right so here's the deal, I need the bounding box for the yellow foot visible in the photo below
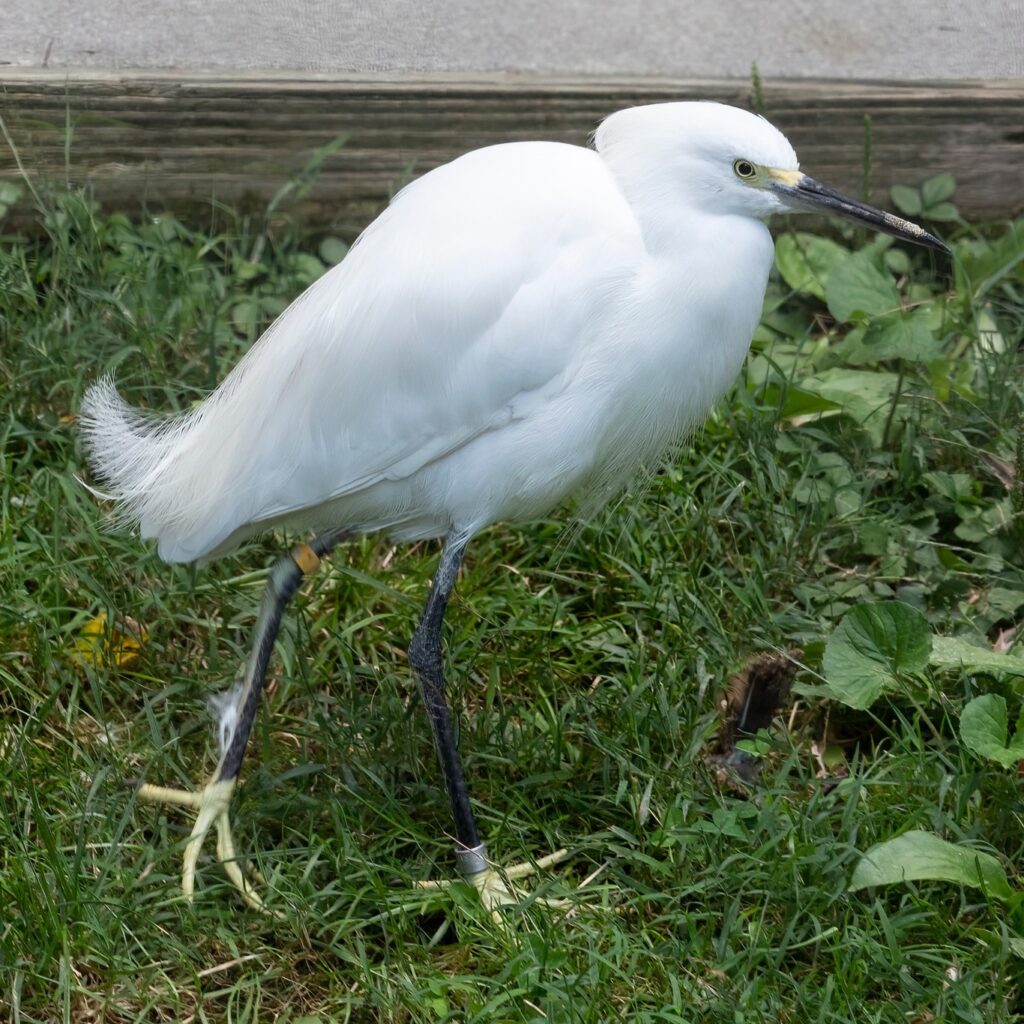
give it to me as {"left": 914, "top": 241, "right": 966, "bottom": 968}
{"left": 137, "top": 778, "right": 273, "bottom": 913}
{"left": 415, "top": 848, "right": 574, "bottom": 923}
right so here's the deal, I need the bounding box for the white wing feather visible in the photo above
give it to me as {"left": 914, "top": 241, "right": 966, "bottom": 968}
{"left": 81, "top": 141, "right": 641, "bottom": 562}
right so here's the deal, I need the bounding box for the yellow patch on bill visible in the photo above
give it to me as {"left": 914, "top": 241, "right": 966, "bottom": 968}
{"left": 769, "top": 168, "right": 804, "bottom": 187}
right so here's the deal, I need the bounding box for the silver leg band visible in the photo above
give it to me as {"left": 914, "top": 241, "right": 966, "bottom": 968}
{"left": 455, "top": 842, "right": 489, "bottom": 878}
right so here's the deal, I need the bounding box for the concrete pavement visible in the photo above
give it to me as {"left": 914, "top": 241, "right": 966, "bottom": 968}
{"left": 6, "top": 0, "right": 1023, "bottom": 80}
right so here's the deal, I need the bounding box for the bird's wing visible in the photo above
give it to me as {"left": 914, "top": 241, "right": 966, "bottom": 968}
{"left": 125, "top": 141, "right": 642, "bottom": 558}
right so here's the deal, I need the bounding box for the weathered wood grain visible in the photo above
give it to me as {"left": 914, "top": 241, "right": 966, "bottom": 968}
{"left": 1, "top": 71, "right": 1021, "bottom": 230}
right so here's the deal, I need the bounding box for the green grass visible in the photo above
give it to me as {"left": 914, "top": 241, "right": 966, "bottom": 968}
{"left": 2, "top": 178, "right": 1023, "bottom": 1023}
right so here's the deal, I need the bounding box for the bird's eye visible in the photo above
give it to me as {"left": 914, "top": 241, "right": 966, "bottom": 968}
{"left": 733, "top": 159, "right": 757, "bottom": 180}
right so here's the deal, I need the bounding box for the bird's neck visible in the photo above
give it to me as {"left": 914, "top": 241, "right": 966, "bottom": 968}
{"left": 635, "top": 200, "right": 761, "bottom": 261}
{"left": 621, "top": 208, "right": 775, "bottom": 418}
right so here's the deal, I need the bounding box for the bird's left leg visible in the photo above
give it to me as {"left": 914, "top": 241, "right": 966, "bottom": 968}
{"left": 138, "top": 528, "right": 349, "bottom": 910}
{"left": 408, "top": 536, "right": 572, "bottom": 921}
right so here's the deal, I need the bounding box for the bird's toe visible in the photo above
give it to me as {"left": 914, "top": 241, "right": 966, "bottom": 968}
{"left": 138, "top": 777, "right": 275, "bottom": 913}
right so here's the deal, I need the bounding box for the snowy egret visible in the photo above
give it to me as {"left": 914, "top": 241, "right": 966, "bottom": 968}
{"left": 81, "top": 101, "right": 948, "bottom": 919}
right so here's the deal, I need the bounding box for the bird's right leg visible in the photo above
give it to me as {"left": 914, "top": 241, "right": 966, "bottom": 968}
{"left": 138, "top": 528, "right": 349, "bottom": 910}
{"left": 408, "top": 537, "right": 572, "bottom": 922}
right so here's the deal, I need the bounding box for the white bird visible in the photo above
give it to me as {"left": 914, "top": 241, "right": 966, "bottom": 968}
{"left": 80, "top": 101, "right": 948, "bottom": 919}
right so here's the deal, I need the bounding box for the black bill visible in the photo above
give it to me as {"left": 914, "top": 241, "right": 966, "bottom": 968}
{"left": 773, "top": 174, "right": 951, "bottom": 255}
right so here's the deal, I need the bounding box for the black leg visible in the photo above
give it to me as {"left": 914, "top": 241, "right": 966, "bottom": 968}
{"left": 408, "top": 535, "right": 488, "bottom": 876}
{"left": 138, "top": 527, "right": 352, "bottom": 908}
{"left": 214, "top": 527, "right": 350, "bottom": 785}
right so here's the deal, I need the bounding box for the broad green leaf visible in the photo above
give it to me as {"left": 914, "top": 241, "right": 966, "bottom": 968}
{"left": 858, "top": 520, "right": 890, "bottom": 557}
{"left": 799, "top": 369, "right": 901, "bottom": 445}
{"left": 837, "top": 309, "right": 940, "bottom": 365}
{"left": 0, "top": 179, "right": 23, "bottom": 217}
{"left": 825, "top": 252, "right": 901, "bottom": 323}
{"left": 861, "top": 309, "right": 940, "bottom": 362}
{"left": 988, "top": 588, "right": 1024, "bottom": 617}
{"left": 925, "top": 202, "right": 958, "bottom": 223}
{"left": 953, "top": 499, "right": 1012, "bottom": 544}
{"left": 922, "top": 173, "right": 956, "bottom": 207}
{"left": 230, "top": 300, "right": 261, "bottom": 334}
{"left": 884, "top": 247, "right": 910, "bottom": 275}
{"left": 319, "top": 236, "right": 349, "bottom": 265}
{"left": 849, "top": 831, "right": 1011, "bottom": 900}
{"left": 756, "top": 383, "right": 842, "bottom": 421}
{"left": 890, "top": 185, "right": 922, "bottom": 216}
{"left": 288, "top": 252, "right": 327, "bottom": 285}
{"left": 930, "top": 635, "right": 1024, "bottom": 678}
{"left": 821, "top": 601, "right": 931, "bottom": 709}
{"left": 960, "top": 694, "right": 1024, "bottom": 767}
{"left": 231, "top": 257, "right": 266, "bottom": 282}
{"left": 923, "top": 471, "right": 974, "bottom": 502}
{"left": 775, "top": 233, "right": 848, "bottom": 300}
{"left": 0, "top": 181, "right": 23, "bottom": 205}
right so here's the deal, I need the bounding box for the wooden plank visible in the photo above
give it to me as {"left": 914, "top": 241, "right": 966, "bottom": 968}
{"left": 1, "top": 71, "right": 1021, "bottom": 231}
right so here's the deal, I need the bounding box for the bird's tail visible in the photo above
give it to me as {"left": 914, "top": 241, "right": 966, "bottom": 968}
{"left": 79, "top": 377, "right": 239, "bottom": 563}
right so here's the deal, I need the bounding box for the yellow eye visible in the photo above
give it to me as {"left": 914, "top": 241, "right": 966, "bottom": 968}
{"left": 733, "top": 159, "right": 757, "bottom": 180}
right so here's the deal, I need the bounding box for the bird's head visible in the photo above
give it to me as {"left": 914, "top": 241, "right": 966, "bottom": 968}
{"left": 596, "top": 102, "right": 949, "bottom": 254}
